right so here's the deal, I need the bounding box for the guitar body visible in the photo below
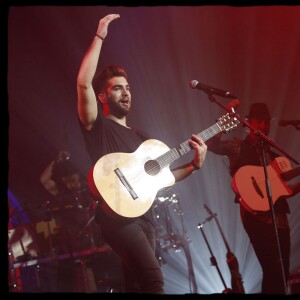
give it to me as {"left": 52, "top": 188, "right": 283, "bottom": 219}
{"left": 232, "top": 156, "right": 294, "bottom": 212}
{"left": 92, "top": 139, "right": 175, "bottom": 218}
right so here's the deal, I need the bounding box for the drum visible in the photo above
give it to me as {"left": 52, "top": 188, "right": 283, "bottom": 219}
{"left": 152, "top": 191, "right": 187, "bottom": 256}
{"left": 8, "top": 223, "right": 39, "bottom": 261}
{"left": 37, "top": 189, "right": 99, "bottom": 256}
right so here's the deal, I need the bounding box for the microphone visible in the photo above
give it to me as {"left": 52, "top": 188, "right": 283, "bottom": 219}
{"left": 190, "top": 80, "right": 237, "bottom": 99}
{"left": 278, "top": 120, "right": 300, "bottom": 127}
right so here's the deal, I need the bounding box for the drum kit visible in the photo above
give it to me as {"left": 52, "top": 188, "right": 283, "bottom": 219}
{"left": 9, "top": 187, "right": 198, "bottom": 293}
{"left": 8, "top": 188, "right": 114, "bottom": 293}
{"left": 152, "top": 190, "right": 188, "bottom": 254}
{"left": 152, "top": 190, "right": 198, "bottom": 293}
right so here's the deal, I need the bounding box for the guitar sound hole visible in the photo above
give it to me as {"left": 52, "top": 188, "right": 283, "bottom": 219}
{"left": 144, "top": 160, "right": 160, "bottom": 176}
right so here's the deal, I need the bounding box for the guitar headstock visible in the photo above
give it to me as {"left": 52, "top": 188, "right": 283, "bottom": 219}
{"left": 217, "top": 113, "right": 240, "bottom": 133}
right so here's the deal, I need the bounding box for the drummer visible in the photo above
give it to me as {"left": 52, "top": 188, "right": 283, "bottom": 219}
{"left": 40, "top": 151, "right": 85, "bottom": 204}
{"left": 39, "top": 151, "right": 96, "bottom": 254}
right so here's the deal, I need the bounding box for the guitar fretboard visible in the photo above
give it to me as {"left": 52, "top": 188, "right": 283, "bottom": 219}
{"left": 157, "top": 123, "right": 222, "bottom": 168}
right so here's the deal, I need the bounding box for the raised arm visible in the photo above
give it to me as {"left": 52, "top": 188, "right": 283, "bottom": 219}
{"left": 40, "top": 151, "right": 70, "bottom": 196}
{"left": 40, "top": 160, "right": 59, "bottom": 196}
{"left": 77, "top": 14, "right": 120, "bottom": 130}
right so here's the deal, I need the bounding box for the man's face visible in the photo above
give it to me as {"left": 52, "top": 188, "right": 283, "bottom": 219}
{"left": 104, "top": 76, "right": 131, "bottom": 117}
{"left": 62, "top": 173, "right": 82, "bottom": 191}
{"left": 248, "top": 118, "right": 271, "bottom": 142}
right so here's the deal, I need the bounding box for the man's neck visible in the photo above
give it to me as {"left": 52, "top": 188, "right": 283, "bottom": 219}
{"left": 106, "top": 114, "right": 129, "bottom": 128}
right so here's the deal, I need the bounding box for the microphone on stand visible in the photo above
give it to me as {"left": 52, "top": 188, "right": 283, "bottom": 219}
{"left": 189, "top": 80, "right": 237, "bottom": 99}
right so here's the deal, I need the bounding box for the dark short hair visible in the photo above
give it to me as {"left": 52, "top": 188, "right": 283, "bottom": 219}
{"left": 93, "top": 65, "right": 129, "bottom": 95}
{"left": 52, "top": 160, "right": 80, "bottom": 179}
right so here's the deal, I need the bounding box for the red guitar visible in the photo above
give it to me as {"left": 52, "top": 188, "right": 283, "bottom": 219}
{"left": 232, "top": 156, "right": 300, "bottom": 213}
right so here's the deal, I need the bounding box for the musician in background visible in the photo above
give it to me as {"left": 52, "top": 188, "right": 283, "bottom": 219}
{"left": 39, "top": 151, "right": 100, "bottom": 291}
{"left": 207, "top": 102, "right": 300, "bottom": 294}
{"left": 40, "top": 150, "right": 83, "bottom": 198}
{"left": 76, "top": 14, "right": 207, "bottom": 293}
{"left": 40, "top": 150, "right": 93, "bottom": 208}
{"left": 39, "top": 150, "right": 97, "bottom": 251}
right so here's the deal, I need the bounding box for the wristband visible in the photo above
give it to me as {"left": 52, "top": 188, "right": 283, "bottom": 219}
{"left": 95, "top": 33, "right": 105, "bottom": 41}
{"left": 191, "top": 160, "right": 200, "bottom": 170}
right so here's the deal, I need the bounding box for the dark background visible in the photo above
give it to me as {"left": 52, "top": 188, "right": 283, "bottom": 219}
{"left": 7, "top": 5, "right": 300, "bottom": 293}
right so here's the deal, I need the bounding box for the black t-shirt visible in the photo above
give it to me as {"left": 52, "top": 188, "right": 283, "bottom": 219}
{"left": 81, "top": 113, "right": 149, "bottom": 166}
{"left": 79, "top": 110, "right": 154, "bottom": 225}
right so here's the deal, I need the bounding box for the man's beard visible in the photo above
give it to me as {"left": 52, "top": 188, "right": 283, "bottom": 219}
{"left": 109, "top": 100, "right": 131, "bottom": 117}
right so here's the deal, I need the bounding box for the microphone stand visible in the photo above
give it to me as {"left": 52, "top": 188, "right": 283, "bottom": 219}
{"left": 176, "top": 199, "right": 198, "bottom": 293}
{"left": 207, "top": 94, "right": 299, "bottom": 165}
{"left": 204, "top": 204, "right": 245, "bottom": 294}
{"left": 198, "top": 217, "right": 232, "bottom": 294}
{"left": 205, "top": 93, "right": 300, "bottom": 295}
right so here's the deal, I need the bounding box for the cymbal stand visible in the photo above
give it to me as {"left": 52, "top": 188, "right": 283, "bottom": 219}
{"left": 198, "top": 217, "right": 232, "bottom": 293}
{"left": 204, "top": 204, "right": 245, "bottom": 294}
{"left": 162, "top": 194, "right": 198, "bottom": 293}
{"left": 43, "top": 202, "right": 58, "bottom": 258}
{"left": 75, "top": 197, "right": 97, "bottom": 292}
{"left": 8, "top": 240, "right": 21, "bottom": 292}
{"left": 78, "top": 215, "right": 96, "bottom": 249}
{"left": 176, "top": 197, "right": 198, "bottom": 293}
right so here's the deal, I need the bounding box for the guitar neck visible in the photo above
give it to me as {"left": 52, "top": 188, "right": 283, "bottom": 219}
{"left": 157, "top": 123, "right": 222, "bottom": 168}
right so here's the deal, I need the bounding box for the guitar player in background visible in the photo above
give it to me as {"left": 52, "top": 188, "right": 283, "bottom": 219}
{"left": 76, "top": 14, "right": 207, "bottom": 293}
{"left": 207, "top": 102, "right": 300, "bottom": 294}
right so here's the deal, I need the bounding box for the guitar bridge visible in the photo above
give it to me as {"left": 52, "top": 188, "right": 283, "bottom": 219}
{"left": 114, "top": 168, "right": 138, "bottom": 200}
{"left": 251, "top": 176, "right": 264, "bottom": 198}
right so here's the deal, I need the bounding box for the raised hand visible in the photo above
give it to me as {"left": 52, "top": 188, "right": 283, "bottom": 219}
{"left": 96, "top": 14, "right": 120, "bottom": 40}
{"left": 57, "top": 150, "right": 70, "bottom": 163}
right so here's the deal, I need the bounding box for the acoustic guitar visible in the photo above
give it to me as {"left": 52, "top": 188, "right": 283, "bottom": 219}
{"left": 91, "top": 113, "right": 239, "bottom": 218}
{"left": 232, "top": 156, "right": 300, "bottom": 212}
